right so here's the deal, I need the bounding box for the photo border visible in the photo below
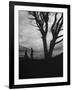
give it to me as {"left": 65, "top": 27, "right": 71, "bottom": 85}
{"left": 9, "top": 1, "right": 70, "bottom": 89}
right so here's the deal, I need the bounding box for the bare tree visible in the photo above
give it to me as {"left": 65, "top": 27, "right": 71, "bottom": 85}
{"left": 48, "top": 13, "right": 63, "bottom": 58}
{"left": 28, "top": 11, "right": 63, "bottom": 59}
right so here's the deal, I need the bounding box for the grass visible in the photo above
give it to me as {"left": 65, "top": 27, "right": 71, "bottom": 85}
{"left": 19, "top": 53, "right": 63, "bottom": 79}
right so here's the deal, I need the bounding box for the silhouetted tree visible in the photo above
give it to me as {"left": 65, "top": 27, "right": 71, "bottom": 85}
{"left": 28, "top": 12, "right": 63, "bottom": 59}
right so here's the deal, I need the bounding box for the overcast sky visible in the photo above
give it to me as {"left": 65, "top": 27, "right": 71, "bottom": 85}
{"left": 19, "top": 10, "right": 63, "bottom": 59}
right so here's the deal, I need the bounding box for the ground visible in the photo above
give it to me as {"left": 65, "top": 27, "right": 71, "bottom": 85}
{"left": 19, "top": 53, "right": 63, "bottom": 79}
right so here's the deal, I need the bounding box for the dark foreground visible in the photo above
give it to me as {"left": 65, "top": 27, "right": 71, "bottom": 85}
{"left": 19, "top": 53, "right": 63, "bottom": 79}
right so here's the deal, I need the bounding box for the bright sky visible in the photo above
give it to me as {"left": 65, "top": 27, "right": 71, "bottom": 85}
{"left": 19, "top": 10, "right": 63, "bottom": 59}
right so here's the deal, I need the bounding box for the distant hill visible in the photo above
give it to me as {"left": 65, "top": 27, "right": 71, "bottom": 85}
{"left": 53, "top": 53, "right": 63, "bottom": 60}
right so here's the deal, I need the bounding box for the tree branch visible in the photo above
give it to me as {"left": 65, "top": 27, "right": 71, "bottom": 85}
{"left": 56, "top": 13, "right": 63, "bottom": 31}
{"left": 44, "top": 12, "right": 49, "bottom": 35}
{"left": 51, "top": 13, "right": 57, "bottom": 35}
{"left": 57, "top": 35, "right": 63, "bottom": 38}
{"left": 28, "top": 11, "right": 49, "bottom": 36}
{"left": 30, "top": 23, "right": 37, "bottom": 27}
{"left": 40, "top": 12, "right": 44, "bottom": 23}
{"left": 55, "top": 39, "right": 63, "bottom": 44}
{"left": 28, "top": 17, "right": 35, "bottom": 20}
{"left": 57, "top": 19, "right": 63, "bottom": 34}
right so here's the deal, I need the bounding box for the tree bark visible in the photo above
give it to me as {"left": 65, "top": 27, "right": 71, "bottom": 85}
{"left": 48, "top": 40, "right": 55, "bottom": 59}
{"left": 42, "top": 36, "right": 48, "bottom": 59}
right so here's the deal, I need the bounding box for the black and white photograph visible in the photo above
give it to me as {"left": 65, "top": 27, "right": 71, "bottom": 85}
{"left": 9, "top": 1, "right": 70, "bottom": 89}
{"left": 19, "top": 10, "right": 63, "bottom": 79}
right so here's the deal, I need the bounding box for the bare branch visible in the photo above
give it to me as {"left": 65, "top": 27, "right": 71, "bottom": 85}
{"left": 28, "top": 11, "right": 49, "bottom": 36}
{"left": 40, "top": 12, "right": 44, "bottom": 23}
{"left": 30, "top": 23, "right": 37, "bottom": 27}
{"left": 57, "top": 35, "right": 63, "bottom": 38}
{"left": 55, "top": 39, "right": 63, "bottom": 44}
{"left": 57, "top": 13, "right": 63, "bottom": 23}
{"left": 57, "top": 19, "right": 63, "bottom": 34}
{"left": 44, "top": 12, "right": 50, "bottom": 35}
{"left": 56, "top": 13, "right": 63, "bottom": 31}
{"left": 28, "top": 17, "right": 35, "bottom": 20}
{"left": 51, "top": 13, "right": 57, "bottom": 32}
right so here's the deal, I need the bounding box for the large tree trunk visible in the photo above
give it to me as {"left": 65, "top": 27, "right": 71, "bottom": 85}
{"left": 42, "top": 36, "right": 48, "bottom": 59}
{"left": 48, "top": 40, "right": 55, "bottom": 59}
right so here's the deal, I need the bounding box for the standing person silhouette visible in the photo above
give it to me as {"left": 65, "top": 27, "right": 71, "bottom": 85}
{"left": 31, "top": 48, "right": 33, "bottom": 60}
{"left": 24, "top": 50, "right": 29, "bottom": 60}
